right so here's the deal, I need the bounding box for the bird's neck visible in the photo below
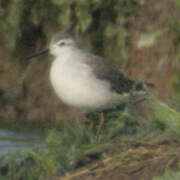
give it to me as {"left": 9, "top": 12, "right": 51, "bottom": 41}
{"left": 56, "top": 46, "right": 77, "bottom": 57}
{"left": 54, "top": 46, "right": 82, "bottom": 64}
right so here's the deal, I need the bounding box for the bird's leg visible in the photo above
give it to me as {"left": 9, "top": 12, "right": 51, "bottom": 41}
{"left": 89, "top": 119, "right": 96, "bottom": 130}
{"left": 95, "top": 112, "right": 105, "bottom": 140}
{"left": 86, "top": 113, "right": 96, "bottom": 130}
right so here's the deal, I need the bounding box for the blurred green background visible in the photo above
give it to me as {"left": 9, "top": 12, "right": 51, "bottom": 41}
{"left": 0, "top": 0, "right": 179, "bottom": 128}
{"left": 0, "top": 1, "right": 180, "bottom": 179}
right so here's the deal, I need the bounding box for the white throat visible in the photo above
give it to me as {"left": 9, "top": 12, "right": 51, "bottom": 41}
{"left": 49, "top": 47, "right": 120, "bottom": 112}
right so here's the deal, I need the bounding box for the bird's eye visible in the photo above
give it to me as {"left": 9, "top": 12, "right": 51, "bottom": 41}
{"left": 58, "top": 42, "right": 65, "bottom": 46}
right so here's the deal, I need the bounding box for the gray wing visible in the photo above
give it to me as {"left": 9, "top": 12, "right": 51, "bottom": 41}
{"left": 85, "top": 53, "right": 143, "bottom": 94}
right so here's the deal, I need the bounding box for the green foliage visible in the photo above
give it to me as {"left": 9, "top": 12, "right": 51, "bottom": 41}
{"left": 0, "top": 153, "right": 40, "bottom": 180}
{"left": 103, "top": 108, "right": 138, "bottom": 141}
{"left": 0, "top": 0, "right": 139, "bottom": 64}
{"left": 153, "top": 169, "right": 180, "bottom": 180}
{"left": 2, "top": 0, "right": 22, "bottom": 50}
{"left": 147, "top": 96, "right": 180, "bottom": 136}
{"left": 0, "top": 121, "right": 97, "bottom": 179}
{"left": 173, "top": 0, "right": 180, "bottom": 7}
{"left": 167, "top": 14, "right": 180, "bottom": 60}
{"left": 104, "top": 23, "right": 129, "bottom": 65}
{"left": 0, "top": 1, "right": 180, "bottom": 179}
{"left": 171, "top": 74, "right": 180, "bottom": 111}
{"left": 172, "top": 74, "right": 180, "bottom": 95}
{"left": 0, "top": 97, "right": 180, "bottom": 179}
{"left": 44, "top": 121, "right": 96, "bottom": 172}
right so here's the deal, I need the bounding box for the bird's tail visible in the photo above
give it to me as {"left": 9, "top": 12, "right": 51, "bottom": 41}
{"left": 135, "top": 82, "right": 155, "bottom": 91}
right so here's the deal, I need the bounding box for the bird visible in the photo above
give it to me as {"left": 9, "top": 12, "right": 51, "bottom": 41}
{"left": 25, "top": 32, "right": 153, "bottom": 135}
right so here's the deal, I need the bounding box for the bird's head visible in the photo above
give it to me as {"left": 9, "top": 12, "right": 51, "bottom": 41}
{"left": 23, "top": 31, "right": 77, "bottom": 61}
{"left": 49, "top": 32, "right": 77, "bottom": 56}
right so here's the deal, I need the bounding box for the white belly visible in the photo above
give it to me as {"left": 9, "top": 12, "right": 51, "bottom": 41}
{"left": 49, "top": 57, "right": 115, "bottom": 111}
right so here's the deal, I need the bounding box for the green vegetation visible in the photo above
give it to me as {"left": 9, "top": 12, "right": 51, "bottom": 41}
{"left": 0, "top": 0, "right": 179, "bottom": 179}
{"left": 0, "top": 96, "right": 179, "bottom": 179}
{"left": 148, "top": 96, "right": 180, "bottom": 136}
{"left": 153, "top": 169, "right": 180, "bottom": 180}
{"left": 1, "top": 0, "right": 138, "bottom": 63}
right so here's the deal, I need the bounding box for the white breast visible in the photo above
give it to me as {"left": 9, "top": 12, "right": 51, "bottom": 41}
{"left": 49, "top": 49, "right": 116, "bottom": 111}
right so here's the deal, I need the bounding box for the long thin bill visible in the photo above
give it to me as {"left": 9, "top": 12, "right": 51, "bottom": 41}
{"left": 25, "top": 49, "right": 49, "bottom": 60}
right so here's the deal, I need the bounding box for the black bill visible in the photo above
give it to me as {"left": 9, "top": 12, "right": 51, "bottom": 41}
{"left": 25, "top": 49, "right": 49, "bottom": 61}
